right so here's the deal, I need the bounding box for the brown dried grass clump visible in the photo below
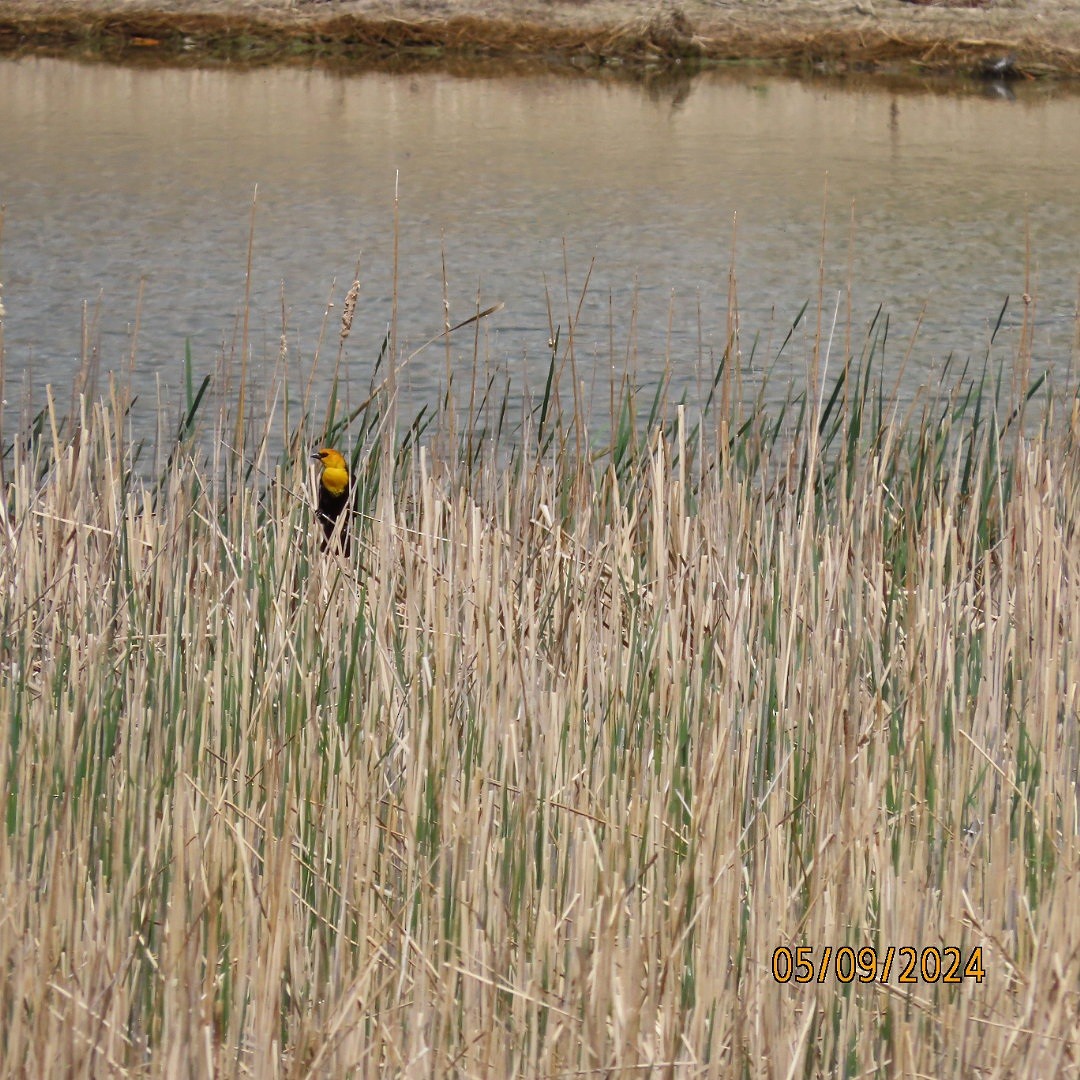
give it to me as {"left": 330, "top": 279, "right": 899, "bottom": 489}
{"left": 605, "top": 0, "right": 705, "bottom": 57}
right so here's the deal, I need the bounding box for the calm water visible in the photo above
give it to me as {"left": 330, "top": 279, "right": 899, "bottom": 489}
{"left": 1, "top": 57, "right": 1078, "bottom": 437}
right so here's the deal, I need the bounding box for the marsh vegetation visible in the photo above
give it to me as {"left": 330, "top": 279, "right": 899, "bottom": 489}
{"left": 1, "top": 270, "right": 1079, "bottom": 1076}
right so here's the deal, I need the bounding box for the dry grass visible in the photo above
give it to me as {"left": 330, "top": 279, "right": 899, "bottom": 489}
{"left": 3, "top": 0, "right": 1080, "bottom": 76}
{"left": 2, "top": 281, "right": 1080, "bottom": 1077}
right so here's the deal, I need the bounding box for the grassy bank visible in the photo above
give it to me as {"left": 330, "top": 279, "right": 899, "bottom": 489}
{"left": 2, "top": 296, "right": 1080, "bottom": 1076}
{"left": 2, "top": 0, "right": 1080, "bottom": 78}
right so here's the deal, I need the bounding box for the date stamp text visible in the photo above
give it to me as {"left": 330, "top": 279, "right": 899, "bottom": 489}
{"left": 772, "top": 946, "right": 985, "bottom": 985}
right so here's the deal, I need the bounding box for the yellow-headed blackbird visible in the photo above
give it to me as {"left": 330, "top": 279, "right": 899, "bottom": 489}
{"left": 312, "top": 447, "right": 350, "bottom": 553}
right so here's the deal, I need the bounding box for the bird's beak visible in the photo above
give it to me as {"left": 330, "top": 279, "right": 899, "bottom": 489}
{"left": 311, "top": 452, "right": 321, "bottom": 461}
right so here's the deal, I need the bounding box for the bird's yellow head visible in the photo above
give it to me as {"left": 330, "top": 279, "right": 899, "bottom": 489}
{"left": 312, "top": 447, "right": 349, "bottom": 496}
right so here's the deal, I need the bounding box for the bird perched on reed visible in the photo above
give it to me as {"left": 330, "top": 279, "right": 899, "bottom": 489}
{"left": 312, "top": 447, "right": 351, "bottom": 553}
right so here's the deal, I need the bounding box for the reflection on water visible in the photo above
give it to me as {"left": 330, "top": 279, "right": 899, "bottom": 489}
{"left": 0, "top": 57, "right": 1077, "bottom": 437}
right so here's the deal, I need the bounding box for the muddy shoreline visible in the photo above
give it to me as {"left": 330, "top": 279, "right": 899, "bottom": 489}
{"left": 1, "top": 0, "right": 1079, "bottom": 79}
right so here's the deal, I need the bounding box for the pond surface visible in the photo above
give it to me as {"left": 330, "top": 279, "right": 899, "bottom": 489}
{"left": 1, "top": 57, "right": 1078, "bottom": 439}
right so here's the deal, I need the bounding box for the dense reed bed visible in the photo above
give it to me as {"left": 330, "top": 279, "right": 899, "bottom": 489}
{"left": 2, "top": 298, "right": 1079, "bottom": 1078}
